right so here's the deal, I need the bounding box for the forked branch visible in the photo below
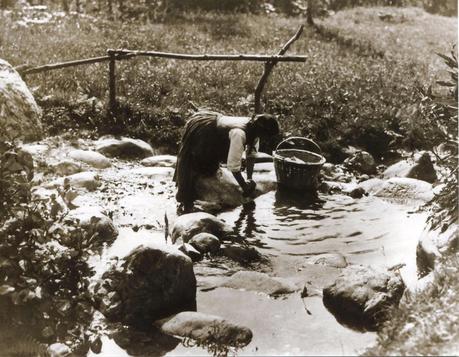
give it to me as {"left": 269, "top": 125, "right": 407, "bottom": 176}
{"left": 254, "top": 25, "right": 305, "bottom": 114}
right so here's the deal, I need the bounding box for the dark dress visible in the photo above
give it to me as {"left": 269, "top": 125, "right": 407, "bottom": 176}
{"left": 173, "top": 110, "right": 232, "bottom": 206}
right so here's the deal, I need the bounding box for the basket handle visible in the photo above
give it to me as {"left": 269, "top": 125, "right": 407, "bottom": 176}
{"left": 275, "top": 136, "right": 322, "bottom": 154}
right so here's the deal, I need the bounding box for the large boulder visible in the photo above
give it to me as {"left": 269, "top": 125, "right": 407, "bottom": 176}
{"left": 373, "top": 177, "right": 434, "bottom": 203}
{"left": 96, "top": 137, "right": 154, "bottom": 159}
{"left": 171, "top": 212, "right": 233, "bottom": 244}
{"left": 383, "top": 152, "right": 437, "bottom": 183}
{"left": 93, "top": 243, "right": 196, "bottom": 324}
{"left": 323, "top": 265, "right": 405, "bottom": 331}
{"left": 141, "top": 155, "right": 177, "bottom": 168}
{"left": 195, "top": 167, "right": 276, "bottom": 209}
{"left": 68, "top": 149, "right": 111, "bottom": 169}
{"left": 343, "top": 151, "right": 376, "bottom": 175}
{"left": 0, "top": 58, "right": 42, "bottom": 141}
{"left": 221, "top": 271, "right": 297, "bottom": 296}
{"left": 157, "top": 311, "right": 252, "bottom": 347}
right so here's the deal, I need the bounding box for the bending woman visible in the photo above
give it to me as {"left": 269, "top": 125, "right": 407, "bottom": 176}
{"left": 173, "top": 110, "right": 279, "bottom": 213}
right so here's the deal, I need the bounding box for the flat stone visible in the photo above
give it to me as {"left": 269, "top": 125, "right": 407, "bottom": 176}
{"left": 196, "top": 167, "right": 276, "bottom": 209}
{"left": 48, "top": 171, "right": 101, "bottom": 191}
{"left": 374, "top": 177, "right": 434, "bottom": 203}
{"left": 141, "top": 155, "right": 177, "bottom": 168}
{"left": 221, "top": 271, "right": 297, "bottom": 296}
{"left": 171, "top": 212, "right": 233, "bottom": 244}
{"left": 96, "top": 137, "right": 154, "bottom": 159}
{"left": 47, "top": 343, "right": 71, "bottom": 357}
{"left": 220, "top": 243, "right": 262, "bottom": 264}
{"left": 49, "top": 159, "right": 82, "bottom": 176}
{"left": 68, "top": 149, "right": 111, "bottom": 169}
{"left": 157, "top": 311, "right": 252, "bottom": 347}
{"left": 311, "top": 253, "right": 348, "bottom": 268}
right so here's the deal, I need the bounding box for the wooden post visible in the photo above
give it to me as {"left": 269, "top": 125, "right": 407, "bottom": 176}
{"left": 107, "top": 50, "right": 117, "bottom": 119}
{"left": 254, "top": 25, "right": 304, "bottom": 114}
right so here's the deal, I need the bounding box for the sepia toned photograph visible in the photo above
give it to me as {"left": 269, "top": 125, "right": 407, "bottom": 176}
{"left": 0, "top": 0, "right": 457, "bottom": 355}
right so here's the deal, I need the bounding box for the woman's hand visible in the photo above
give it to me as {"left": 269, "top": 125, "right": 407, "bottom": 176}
{"left": 232, "top": 171, "right": 256, "bottom": 196}
{"left": 243, "top": 179, "right": 256, "bottom": 196}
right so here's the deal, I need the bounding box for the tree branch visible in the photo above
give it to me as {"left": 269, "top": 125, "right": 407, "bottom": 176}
{"left": 254, "top": 25, "right": 304, "bottom": 114}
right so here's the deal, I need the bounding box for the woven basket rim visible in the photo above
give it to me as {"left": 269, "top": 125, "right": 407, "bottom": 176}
{"left": 273, "top": 148, "right": 326, "bottom": 166}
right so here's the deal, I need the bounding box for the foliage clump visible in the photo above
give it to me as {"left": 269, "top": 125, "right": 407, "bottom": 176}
{"left": 0, "top": 144, "right": 101, "bottom": 354}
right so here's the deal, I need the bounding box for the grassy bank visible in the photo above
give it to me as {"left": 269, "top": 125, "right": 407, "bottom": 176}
{"left": 1, "top": 8, "right": 456, "bottom": 159}
{"left": 366, "top": 253, "right": 459, "bottom": 355}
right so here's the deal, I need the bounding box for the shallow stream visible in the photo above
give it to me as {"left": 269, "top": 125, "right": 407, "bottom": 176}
{"left": 91, "top": 171, "right": 427, "bottom": 356}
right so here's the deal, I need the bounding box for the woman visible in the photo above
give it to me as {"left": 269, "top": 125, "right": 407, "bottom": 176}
{"left": 174, "top": 110, "right": 280, "bottom": 213}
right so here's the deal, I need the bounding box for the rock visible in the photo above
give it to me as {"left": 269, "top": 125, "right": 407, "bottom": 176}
{"left": 407, "top": 152, "right": 437, "bottom": 183}
{"left": 0, "top": 58, "right": 42, "bottom": 141}
{"left": 94, "top": 244, "right": 196, "bottom": 324}
{"left": 178, "top": 243, "right": 202, "bottom": 262}
{"left": 382, "top": 160, "right": 412, "bottom": 179}
{"left": 47, "top": 343, "right": 71, "bottom": 357}
{"left": 68, "top": 149, "right": 111, "bottom": 169}
{"left": 343, "top": 151, "right": 376, "bottom": 175}
{"left": 141, "top": 155, "right": 177, "bottom": 168}
{"left": 417, "top": 222, "right": 458, "bottom": 276}
{"left": 157, "top": 311, "right": 252, "bottom": 347}
{"left": 323, "top": 265, "right": 405, "bottom": 330}
{"left": 171, "top": 212, "right": 233, "bottom": 244}
{"left": 221, "top": 271, "right": 297, "bottom": 296}
{"left": 220, "top": 243, "right": 262, "bottom": 264}
{"left": 349, "top": 187, "right": 366, "bottom": 199}
{"left": 49, "top": 159, "right": 82, "bottom": 176}
{"left": 311, "top": 253, "right": 348, "bottom": 268}
{"left": 374, "top": 177, "right": 434, "bottom": 203}
{"left": 195, "top": 167, "right": 276, "bottom": 209}
{"left": 253, "top": 162, "right": 274, "bottom": 172}
{"left": 96, "top": 137, "right": 154, "bottom": 159}
{"left": 66, "top": 206, "right": 118, "bottom": 244}
{"left": 129, "top": 167, "right": 174, "bottom": 178}
{"left": 48, "top": 171, "right": 101, "bottom": 191}
{"left": 189, "top": 233, "right": 221, "bottom": 254}
{"left": 383, "top": 152, "right": 437, "bottom": 183}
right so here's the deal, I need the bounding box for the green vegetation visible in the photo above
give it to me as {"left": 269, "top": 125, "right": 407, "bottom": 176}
{"left": 366, "top": 254, "right": 459, "bottom": 356}
{"left": 0, "top": 145, "right": 101, "bottom": 354}
{"left": 1, "top": 7, "right": 456, "bottom": 160}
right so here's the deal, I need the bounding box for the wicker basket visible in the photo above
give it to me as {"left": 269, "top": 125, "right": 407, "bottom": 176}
{"left": 273, "top": 137, "right": 326, "bottom": 191}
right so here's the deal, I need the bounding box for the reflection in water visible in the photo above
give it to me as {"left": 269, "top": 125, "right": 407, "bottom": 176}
{"left": 274, "top": 188, "right": 325, "bottom": 211}
{"left": 233, "top": 200, "right": 257, "bottom": 238}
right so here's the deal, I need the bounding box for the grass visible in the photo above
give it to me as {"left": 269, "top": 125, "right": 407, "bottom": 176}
{"left": 0, "top": 8, "right": 456, "bottom": 159}
{"left": 317, "top": 7, "right": 458, "bottom": 82}
{"left": 365, "top": 253, "right": 459, "bottom": 356}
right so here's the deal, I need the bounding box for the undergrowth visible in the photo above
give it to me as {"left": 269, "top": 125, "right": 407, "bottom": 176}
{"left": 365, "top": 253, "right": 459, "bottom": 356}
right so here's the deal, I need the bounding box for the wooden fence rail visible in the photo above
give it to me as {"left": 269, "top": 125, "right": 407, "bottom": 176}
{"left": 17, "top": 26, "right": 306, "bottom": 117}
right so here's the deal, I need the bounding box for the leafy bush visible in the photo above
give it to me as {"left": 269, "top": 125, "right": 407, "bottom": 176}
{"left": 0, "top": 145, "right": 101, "bottom": 354}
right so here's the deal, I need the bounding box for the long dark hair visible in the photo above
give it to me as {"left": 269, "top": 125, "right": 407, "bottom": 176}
{"left": 246, "top": 114, "right": 279, "bottom": 151}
